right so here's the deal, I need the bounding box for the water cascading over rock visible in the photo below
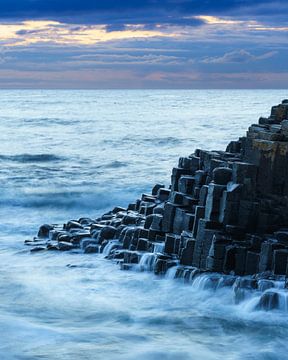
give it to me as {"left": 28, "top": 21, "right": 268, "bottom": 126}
{"left": 27, "top": 100, "right": 288, "bottom": 310}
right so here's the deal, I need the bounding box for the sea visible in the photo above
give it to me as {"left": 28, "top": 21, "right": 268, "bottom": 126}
{"left": 0, "top": 89, "right": 288, "bottom": 360}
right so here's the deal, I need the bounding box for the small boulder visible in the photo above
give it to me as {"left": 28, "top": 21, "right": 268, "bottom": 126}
{"left": 84, "top": 245, "right": 99, "bottom": 254}
{"left": 37, "top": 224, "right": 53, "bottom": 238}
{"left": 30, "top": 246, "right": 46, "bottom": 252}
{"left": 98, "top": 226, "right": 117, "bottom": 243}
{"left": 58, "top": 242, "right": 74, "bottom": 251}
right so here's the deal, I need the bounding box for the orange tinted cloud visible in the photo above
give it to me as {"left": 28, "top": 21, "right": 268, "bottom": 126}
{"left": 0, "top": 20, "right": 175, "bottom": 47}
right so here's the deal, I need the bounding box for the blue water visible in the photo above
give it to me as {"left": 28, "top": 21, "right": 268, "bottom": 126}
{"left": 0, "top": 89, "right": 288, "bottom": 360}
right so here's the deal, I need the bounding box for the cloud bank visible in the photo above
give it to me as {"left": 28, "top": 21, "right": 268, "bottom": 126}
{"left": 0, "top": 1, "right": 286, "bottom": 88}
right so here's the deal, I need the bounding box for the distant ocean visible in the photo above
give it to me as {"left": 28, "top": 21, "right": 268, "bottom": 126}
{"left": 0, "top": 89, "right": 287, "bottom": 360}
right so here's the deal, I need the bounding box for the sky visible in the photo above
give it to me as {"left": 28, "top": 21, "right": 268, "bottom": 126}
{"left": 0, "top": 0, "right": 287, "bottom": 89}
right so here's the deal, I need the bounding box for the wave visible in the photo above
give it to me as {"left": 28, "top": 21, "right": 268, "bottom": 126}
{"left": 22, "top": 117, "right": 80, "bottom": 126}
{"left": 0, "top": 154, "right": 64, "bottom": 163}
{"left": 103, "top": 136, "right": 195, "bottom": 147}
{"left": 0, "top": 189, "right": 138, "bottom": 211}
{"left": 95, "top": 160, "right": 128, "bottom": 169}
{"left": 142, "top": 136, "right": 187, "bottom": 146}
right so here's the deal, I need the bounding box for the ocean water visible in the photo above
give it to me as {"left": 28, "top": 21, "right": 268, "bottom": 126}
{"left": 0, "top": 89, "right": 288, "bottom": 360}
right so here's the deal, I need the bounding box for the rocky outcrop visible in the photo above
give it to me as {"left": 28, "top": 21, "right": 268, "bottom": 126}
{"left": 26, "top": 100, "right": 288, "bottom": 310}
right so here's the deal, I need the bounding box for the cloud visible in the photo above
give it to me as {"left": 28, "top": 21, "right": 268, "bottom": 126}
{"left": 0, "top": 2, "right": 286, "bottom": 89}
{"left": 68, "top": 53, "right": 187, "bottom": 66}
{"left": 0, "top": 20, "right": 176, "bottom": 47}
{"left": 0, "top": 1, "right": 287, "bottom": 26}
{"left": 0, "top": 47, "right": 13, "bottom": 64}
{"left": 201, "top": 49, "right": 278, "bottom": 64}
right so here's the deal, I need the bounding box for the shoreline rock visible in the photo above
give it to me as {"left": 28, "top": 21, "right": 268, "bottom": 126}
{"left": 27, "top": 100, "right": 288, "bottom": 310}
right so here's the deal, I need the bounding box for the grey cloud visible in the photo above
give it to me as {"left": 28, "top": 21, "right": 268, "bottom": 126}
{"left": 201, "top": 49, "right": 278, "bottom": 64}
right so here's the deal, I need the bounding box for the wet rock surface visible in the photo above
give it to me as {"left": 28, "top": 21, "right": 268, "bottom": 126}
{"left": 27, "top": 101, "right": 288, "bottom": 310}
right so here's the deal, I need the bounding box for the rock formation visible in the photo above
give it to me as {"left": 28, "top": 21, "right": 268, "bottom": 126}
{"left": 27, "top": 100, "right": 288, "bottom": 310}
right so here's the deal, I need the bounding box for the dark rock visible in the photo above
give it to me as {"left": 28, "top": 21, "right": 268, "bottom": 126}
{"left": 148, "top": 229, "right": 161, "bottom": 242}
{"left": 206, "top": 256, "right": 225, "bottom": 272}
{"left": 65, "top": 221, "right": 83, "bottom": 231}
{"left": 178, "top": 175, "right": 195, "bottom": 195}
{"left": 258, "top": 117, "right": 274, "bottom": 125}
{"left": 256, "top": 291, "right": 279, "bottom": 310}
{"left": 223, "top": 245, "right": 236, "bottom": 273}
{"left": 257, "top": 279, "right": 275, "bottom": 292}
{"left": 71, "top": 233, "right": 91, "bottom": 245}
{"left": 270, "top": 103, "right": 288, "bottom": 122}
{"left": 274, "top": 230, "right": 288, "bottom": 246}
{"left": 169, "top": 191, "right": 185, "bottom": 205}
{"left": 157, "top": 188, "right": 171, "bottom": 202}
{"left": 171, "top": 167, "right": 193, "bottom": 191}
{"left": 141, "top": 194, "right": 156, "bottom": 203}
{"left": 153, "top": 203, "right": 165, "bottom": 215}
{"left": 234, "top": 246, "right": 247, "bottom": 275}
{"left": 144, "top": 214, "right": 154, "bottom": 229}
{"left": 232, "top": 161, "right": 257, "bottom": 184}
{"left": 218, "top": 192, "right": 239, "bottom": 225}
{"left": 207, "top": 234, "right": 231, "bottom": 272}
{"left": 273, "top": 249, "right": 288, "bottom": 275}
{"left": 212, "top": 167, "right": 232, "bottom": 185}
{"left": 97, "top": 226, "right": 117, "bottom": 243}
{"left": 226, "top": 140, "right": 241, "bottom": 153}
{"left": 81, "top": 239, "right": 99, "bottom": 250}
{"left": 164, "top": 234, "right": 181, "bottom": 255}
{"left": 193, "top": 219, "right": 220, "bottom": 269}
{"left": 28, "top": 100, "right": 288, "bottom": 300}
{"left": 245, "top": 251, "right": 260, "bottom": 275}
{"left": 139, "top": 201, "right": 156, "bottom": 216}
{"left": 30, "top": 246, "right": 46, "bottom": 252}
{"left": 225, "top": 225, "right": 245, "bottom": 239}
{"left": 192, "top": 206, "right": 205, "bottom": 238}
{"left": 138, "top": 228, "right": 149, "bottom": 239}
{"left": 112, "top": 206, "right": 127, "bottom": 214}
{"left": 127, "top": 203, "right": 137, "bottom": 211}
{"left": 137, "top": 238, "right": 149, "bottom": 251}
{"left": 173, "top": 207, "right": 186, "bottom": 234}
{"left": 152, "top": 184, "right": 165, "bottom": 195}
{"left": 238, "top": 200, "right": 259, "bottom": 232}
{"left": 180, "top": 239, "right": 195, "bottom": 266}
{"left": 122, "top": 228, "right": 137, "bottom": 249}
{"left": 84, "top": 245, "right": 99, "bottom": 253}
{"left": 178, "top": 156, "right": 200, "bottom": 171}
{"left": 150, "top": 214, "right": 163, "bottom": 231}
{"left": 205, "top": 183, "right": 226, "bottom": 221}
{"left": 78, "top": 217, "right": 94, "bottom": 226}
{"left": 123, "top": 251, "right": 140, "bottom": 264}
{"left": 58, "top": 242, "right": 74, "bottom": 251}
{"left": 199, "top": 185, "right": 208, "bottom": 206}
{"left": 234, "top": 277, "right": 258, "bottom": 303}
{"left": 37, "top": 224, "right": 54, "bottom": 238}
{"left": 162, "top": 202, "right": 178, "bottom": 232}
{"left": 46, "top": 244, "right": 59, "bottom": 251}
{"left": 182, "top": 212, "right": 194, "bottom": 232}
{"left": 154, "top": 258, "right": 177, "bottom": 275}
{"left": 122, "top": 213, "right": 139, "bottom": 225}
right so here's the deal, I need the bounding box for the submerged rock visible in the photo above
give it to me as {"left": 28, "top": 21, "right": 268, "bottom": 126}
{"left": 256, "top": 291, "right": 280, "bottom": 311}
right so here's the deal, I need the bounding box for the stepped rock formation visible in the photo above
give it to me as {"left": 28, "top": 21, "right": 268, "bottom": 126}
{"left": 27, "top": 100, "right": 288, "bottom": 310}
